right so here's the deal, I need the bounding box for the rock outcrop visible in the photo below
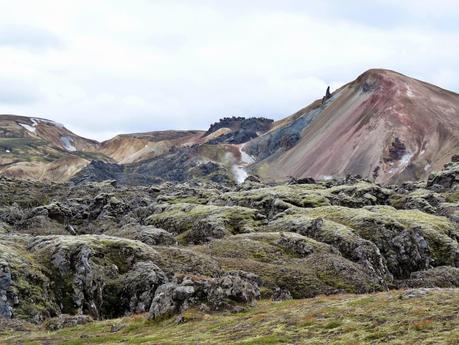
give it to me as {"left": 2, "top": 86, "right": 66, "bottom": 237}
{"left": 1, "top": 156, "right": 459, "bottom": 324}
{"left": 149, "top": 271, "right": 260, "bottom": 319}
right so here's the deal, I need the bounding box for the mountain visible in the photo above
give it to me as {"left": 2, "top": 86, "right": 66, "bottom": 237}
{"left": 72, "top": 117, "right": 274, "bottom": 185}
{"left": 99, "top": 130, "right": 205, "bottom": 164}
{"left": 0, "top": 115, "right": 99, "bottom": 151}
{"left": 247, "top": 69, "right": 459, "bottom": 184}
{"left": 2, "top": 70, "right": 459, "bottom": 343}
{"left": 0, "top": 115, "right": 107, "bottom": 182}
{"left": 0, "top": 69, "right": 458, "bottom": 185}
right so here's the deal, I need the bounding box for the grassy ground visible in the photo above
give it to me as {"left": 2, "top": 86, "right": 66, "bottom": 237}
{"left": 2, "top": 289, "right": 459, "bottom": 345}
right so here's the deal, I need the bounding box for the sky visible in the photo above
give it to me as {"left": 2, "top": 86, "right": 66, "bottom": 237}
{"left": 0, "top": 0, "right": 458, "bottom": 141}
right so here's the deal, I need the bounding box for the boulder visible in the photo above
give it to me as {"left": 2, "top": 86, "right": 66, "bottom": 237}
{"left": 26, "top": 235, "right": 170, "bottom": 319}
{"left": 427, "top": 162, "right": 459, "bottom": 191}
{"left": 265, "top": 212, "right": 392, "bottom": 284}
{"left": 149, "top": 271, "right": 260, "bottom": 319}
{"left": 276, "top": 233, "right": 314, "bottom": 257}
{"left": 271, "top": 288, "right": 293, "bottom": 301}
{"left": 0, "top": 266, "right": 13, "bottom": 319}
{"left": 195, "top": 232, "right": 387, "bottom": 298}
{"left": 390, "top": 189, "right": 444, "bottom": 214}
{"left": 146, "top": 203, "right": 263, "bottom": 244}
{"left": 44, "top": 314, "right": 93, "bottom": 331}
{"left": 302, "top": 206, "right": 459, "bottom": 278}
{"left": 397, "top": 266, "right": 459, "bottom": 288}
{"left": 105, "top": 225, "right": 177, "bottom": 246}
{"left": 0, "top": 239, "right": 57, "bottom": 322}
{"left": 17, "top": 234, "right": 223, "bottom": 321}
{"left": 122, "top": 261, "right": 168, "bottom": 314}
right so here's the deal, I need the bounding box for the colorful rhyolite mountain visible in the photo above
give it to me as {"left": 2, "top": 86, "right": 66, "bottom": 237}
{"left": 247, "top": 69, "right": 459, "bottom": 184}
{"left": 0, "top": 69, "right": 458, "bottom": 184}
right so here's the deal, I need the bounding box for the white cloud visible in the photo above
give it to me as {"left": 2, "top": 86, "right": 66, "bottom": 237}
{"left": 0, "top": 79, "right": 41, "bottom": 104}
{"left": 0, "top": 25, "right": 62, "bottom": 51}
{"left": 0, "top": 0, "right": 457, "bottom": 141}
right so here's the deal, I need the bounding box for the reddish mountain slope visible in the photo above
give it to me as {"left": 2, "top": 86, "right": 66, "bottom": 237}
{"left": 248, "top": 69, "right": 459, "bottom": 184}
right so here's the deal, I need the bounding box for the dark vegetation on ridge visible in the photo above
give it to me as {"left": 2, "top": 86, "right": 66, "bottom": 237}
{"left": 205, "top": 116, "right": 274, "bottom": 144}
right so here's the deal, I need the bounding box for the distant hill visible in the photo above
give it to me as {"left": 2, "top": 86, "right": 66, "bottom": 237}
{"left": 0, "top": 115, "right": 107, "bottom": 182}
{"left": 247, "top": 69, "right": 459, "bottom": 184}
{"left": 1, "top": 69, "right": 458, "bottom": 185}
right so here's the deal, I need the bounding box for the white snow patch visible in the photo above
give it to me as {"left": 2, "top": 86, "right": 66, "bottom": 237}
{"left": 406, "top": 85, "right": 415, "bottom": 98}
{"left": 232, "top": 144, "right": 255, "bottom": 184}
{"left": 61, "top": 136, "right": 77, "bottom": 151}
{"left": 232, "top": 165, "right": 249, "bottom": 184}
{"left": 387, "top": 152, "right": 414, "bottom": 175}
{"left": 34, "top": 118, "right": 64, "bottom": 128}
{"left": 420, "top": 149, "right": 425, "bottom": 155}
{"left": 5, "top": 149, "right": 10, "bottom": 153}
{"left": 321, "top": 175, "right": 333, "bottom": 181}
{"left": 19, "top": 123, "right": 36, "bottom": 133}
{"left": 399, "top": 152, "right": 413, "bottom": 168}
{"left": 424, "top": 163, "right": 432, "bottom": 172}
{"left": 388, "top": 152, "right": 413, "bottom": 175}
{"left": 240, "top": 150, "right": 255, "bottom": 164}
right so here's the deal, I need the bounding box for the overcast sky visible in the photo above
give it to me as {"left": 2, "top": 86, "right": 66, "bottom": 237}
{"left": 0, "top": 0, "right": 458, "bottom": 141}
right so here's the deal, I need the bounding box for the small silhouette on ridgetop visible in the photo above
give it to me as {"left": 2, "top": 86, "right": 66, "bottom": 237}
{"left": 322, "top": 86, "right": 332, "bottom": 104}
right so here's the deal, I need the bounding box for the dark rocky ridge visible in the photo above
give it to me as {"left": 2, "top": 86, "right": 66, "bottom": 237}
{"left": 205, "top": 116, "right": 273, "bottom": 144}
{"left": 246, "top": 106, "right": 323, "bottom": 160}
{"left": 71, "top": 145, "right": 233, "bottom": 186}
{"left": 205, "top": 116, "right": 273, "bottom": 136}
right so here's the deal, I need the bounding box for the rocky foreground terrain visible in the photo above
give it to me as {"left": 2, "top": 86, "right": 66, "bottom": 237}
{"left": 1, "top": 153, "right": 459, "bottom": 343}
{"left": 2, "top": 289, "right": 458, "bottom": 344}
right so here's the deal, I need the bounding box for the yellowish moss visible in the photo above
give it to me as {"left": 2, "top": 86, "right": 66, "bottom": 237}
{"left": 5, "top": 289, "right": 459, "bottom": 344}
{"left": 218, "top": 184, "right": 330, "bottom": 209}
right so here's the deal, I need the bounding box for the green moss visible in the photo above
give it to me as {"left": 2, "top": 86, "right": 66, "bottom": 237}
{"left": 157, "top": 196, "right": 203, "bottom": 204}
{"left": 304, "top": 205, "right": 457, "bottom": 236}
{"left": 216, "top": 184, "right": 330, "bottom": 212}
{"left": 303, "top": 205, "right": 459, "bottom": 268}
{"left": 374, "top": 206, "right": 456, "bottom": 235}
{"left": 7, "top": 290, "right": 459, "bottom": 344}
{"left": 194, "top": 232, "right": 383, "bottom": 297}
{"left": 445, "top": 191, "right": 459, "bottom": 203}
{"left": 146, "top": 203, "right": 262, "bottom": 243}
{"left": 389, "top": 194, "right": 406, "bottom": 209}
{"left": 323, "top": 320, "right": 342, "bottom": 329}
{"left": 0, "top": 241, "right": 58, "bottom": 320}
{"left": 235, "top": 335, "right": 288, "bottom": 344}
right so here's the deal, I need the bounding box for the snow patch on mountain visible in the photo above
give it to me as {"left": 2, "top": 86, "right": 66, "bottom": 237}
{"left": 34, "top": 118, "right": 64, "bottom": 128}
{"left": 232, "top": 165, "right": 249, "bottom": 184}
{"left": 232, "top": 144, "right": 255, "bottom": 184}
{"left": 19, "top": 123, "right": 37, "bottom": 133}
{"left": 61, "top": 136, "right": 77, "bottom": 151}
